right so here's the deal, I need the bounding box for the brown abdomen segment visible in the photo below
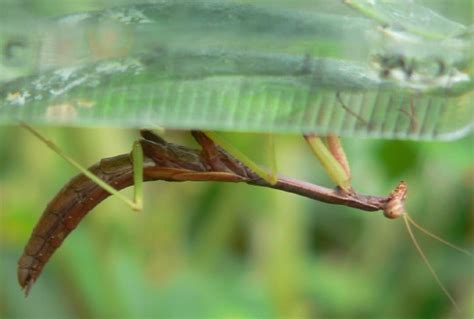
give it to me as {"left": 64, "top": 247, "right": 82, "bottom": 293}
{"left": 17, "top": 154, "right": 134, "bottom": 295}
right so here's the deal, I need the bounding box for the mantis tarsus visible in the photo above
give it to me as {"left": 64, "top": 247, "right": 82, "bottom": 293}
{"left": 1, "top": 0, "right": 472, "bottom": 314}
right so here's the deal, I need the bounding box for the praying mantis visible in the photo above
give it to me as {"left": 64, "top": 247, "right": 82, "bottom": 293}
{"left": 1, "top": 0, "right": 473, "bottom": 316}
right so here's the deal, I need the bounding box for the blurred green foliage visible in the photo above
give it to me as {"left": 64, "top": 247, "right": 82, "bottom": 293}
{"left": 1, "top": 1, "right": 473, "bottom": 318}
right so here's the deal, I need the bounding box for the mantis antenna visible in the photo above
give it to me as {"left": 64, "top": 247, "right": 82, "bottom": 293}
{"left": 383, "top": 181, "right": 472, "bottom": 314}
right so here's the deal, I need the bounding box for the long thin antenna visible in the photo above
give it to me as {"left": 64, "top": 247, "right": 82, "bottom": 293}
{"left": 402, "top": 214, "right": 461, "bottom": 313}
{"left": 405, "top": 213, "right": 472, "bottom": 256}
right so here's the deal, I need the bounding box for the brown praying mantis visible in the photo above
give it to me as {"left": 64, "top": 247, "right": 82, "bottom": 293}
{"left": 0, "top": 0, "right": 472, "bottom": 315}
{"left": 17, "top": 125, "right": 472, "bottom": 314}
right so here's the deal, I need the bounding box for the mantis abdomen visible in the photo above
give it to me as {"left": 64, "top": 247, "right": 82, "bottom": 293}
{"left": 17, "top": 154, "right": 135, "bottom": 295}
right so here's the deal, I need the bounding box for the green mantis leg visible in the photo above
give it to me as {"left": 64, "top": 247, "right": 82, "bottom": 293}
{"left": 203, "top": 130, "right": 348, "bottom": 189}
{"left": 21, "top": 123, "right": 143, "bottom": 211}
{"left": 203, "top": 131, "right": 278, "bottom": 185}
{"left": 131, "top": 140, "right": 143, "bottom": 211}
{"left": 304, "top": 134, "right": 352, "bottom": 192}
{"left": 264, "top": 133, "right": 278, "bottom": 185}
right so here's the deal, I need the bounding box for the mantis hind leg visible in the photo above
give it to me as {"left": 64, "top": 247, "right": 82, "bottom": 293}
{"left": 21, "top": 123, "right": 144, "bottom": 211}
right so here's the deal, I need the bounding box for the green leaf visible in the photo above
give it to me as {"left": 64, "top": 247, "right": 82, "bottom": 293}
{"left": 0, "top": 1, "right": 472, "bottom": 140}
{"left": 344, "top": 0, "right": 467, "bottom": 40}
{"left": 1, "top": 49, "right": 472, "bottom": 140}
{"left": 0, "top": 1, "right": 371, "bottom": 81}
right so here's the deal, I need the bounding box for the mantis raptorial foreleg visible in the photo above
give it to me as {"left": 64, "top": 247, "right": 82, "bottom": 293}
{"left": 203, "top": 131, "right": 278, "bottom": 185}
{"left": 264, "top": 133, "right": 278, "bottom": 184}
{"left": 21, "top": 124, "right": 144, "bottom": 211}
{"left": 304, "top": 134, "right": 352, "bottom": 192}
{"left": 303, "top": 133, "right": 472, "bottom": 313}
{"left": 203, "top": 130, "right": 349, "bottom": 191}
{"left": 204, "top": 130, "right": 351, "bottom": 192}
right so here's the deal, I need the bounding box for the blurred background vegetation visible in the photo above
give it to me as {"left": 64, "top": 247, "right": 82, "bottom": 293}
{"left": 1, "top": 0, "right": 473, "bottom": 318}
